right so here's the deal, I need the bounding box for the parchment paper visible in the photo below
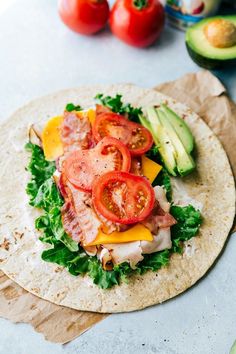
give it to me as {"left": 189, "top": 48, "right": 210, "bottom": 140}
{"left": 0, "top": 70, "right": 235, "bottom": 344}
{"left": 0, "top": 271, "right": 108, "bottom": 343}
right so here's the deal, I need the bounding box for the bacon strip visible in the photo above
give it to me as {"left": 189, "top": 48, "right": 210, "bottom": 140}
{"left": 61, "top": 201, "right": 83, "bottom": 243}
{"left": 96, "top": 104, "right": 111, "bottom": 116}
{"left": 56, "top": 171, "right": 99, "bottom": 246}
{"left": 142, "top": 201, "right": 176, "bottom": 234}
{"left": 142, "top": 186, "right": 176, "bottom": 234}
{"left": 60, "top": 111, "right": 93, "bottom": 153}
{"left": 61, "top": 196, "right": 98, "bottom": 255}
{"left": 95, "top": 210, "right": 119, "bottom": 234}
{"left": 67, "top": 182, "right": 101, "bottom": 245}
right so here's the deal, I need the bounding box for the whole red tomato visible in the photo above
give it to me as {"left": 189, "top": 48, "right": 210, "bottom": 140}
{"left": 110, "top": 0, "right": 165, "bottom": 47}
{"left": 58, "top": 0, "right": 109, "bottom": 35}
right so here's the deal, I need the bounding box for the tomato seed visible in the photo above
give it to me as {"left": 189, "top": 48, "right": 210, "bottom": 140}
{"left": 139, "top": 196, "right": 145, "bottom": 201}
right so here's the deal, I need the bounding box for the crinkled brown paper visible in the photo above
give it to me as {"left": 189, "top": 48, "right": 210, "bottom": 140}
{"left": 0, "top": 70, "right": 235, "bottom": 344}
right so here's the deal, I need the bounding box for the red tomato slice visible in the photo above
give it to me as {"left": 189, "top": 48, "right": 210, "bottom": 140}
{"left": 92, "top": 171, "right": 155, "bottom": 224}
{"left": 64, "top": 137, "right": 131, "bottom": 191}
{"left": 92, "top": 112, "right": 153, "bottom": 156}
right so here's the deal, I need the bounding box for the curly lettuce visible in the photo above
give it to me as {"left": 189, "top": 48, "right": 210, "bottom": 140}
{"left": 94, "top": 93, "right": 142, "bottom": 123}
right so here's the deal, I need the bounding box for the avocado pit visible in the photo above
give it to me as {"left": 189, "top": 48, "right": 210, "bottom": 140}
{"left": 204, "top": 19, "right": 236, "bottom": 48}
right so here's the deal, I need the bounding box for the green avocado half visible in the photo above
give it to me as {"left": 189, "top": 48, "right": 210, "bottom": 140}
{"left": 185, "top": 16, "right": 236, "bottom": 70}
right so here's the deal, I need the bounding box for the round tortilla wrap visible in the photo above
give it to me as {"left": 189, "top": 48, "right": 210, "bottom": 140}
{"left": 0, "top": 84, "right": 235, "bottom": 313}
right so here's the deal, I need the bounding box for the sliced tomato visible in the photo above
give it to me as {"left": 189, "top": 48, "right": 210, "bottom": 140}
{"left": 92, "top": 111, "right": 153, "bottom": 156}
{"left": 64, "top": 137, "right": 131, "bottom": 191}
{"left": 92, "top": 171, "right": 155, "bottom": 224}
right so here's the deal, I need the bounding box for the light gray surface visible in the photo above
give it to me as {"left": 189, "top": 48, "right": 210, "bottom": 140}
{"left": 0, "top": 1, "right": 235, "bottom": 353}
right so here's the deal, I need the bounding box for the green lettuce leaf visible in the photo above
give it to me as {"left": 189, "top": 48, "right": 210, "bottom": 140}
{"left": 42, "top": 243, "right": 89, "bottom": 273}
{"left": 34, "top": 190, "right": 78, "bottom": 252}
{"left": 31, "top": 178, "right": 63, "bottom": 210}
{"left": 94, "top": 93, "right": 142, "bottom": 123}
{"left": 42, "top": 242, "right": 119, "bottom": 288}
{"left": 26, "top": 143, "right": 78, "bottom": 252}
{"left": 25, "top": 142, "right": 56, "bottom": 204}
{"left": 139, "top": 249, "right": 170, "bottom": 274}
{"left": 65, "top": 103, "right": 82, "bottom": 112}
{"left": 170, "top": 205, "right": 202, "bottom": 253}
{"left": 88, "top": 258, "right": 119, "bottom": 288}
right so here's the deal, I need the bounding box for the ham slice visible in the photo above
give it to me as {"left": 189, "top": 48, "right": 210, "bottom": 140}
{"left": 60, "top": 111, "right": 92, "bottom": 153}
{"left": 100, "top": 226, "right": 172, "bottom": 269}
{"left": 97, "top": 248, "right": 113, "bottom": 270}
{"left": 103, "top": 242, "right": 143, "bottom": 269}
{"left": 29, "top": 123, "right": 43, "bottom": 147}
{"left": 154, "top": 186, "right": 171, "bottom": 213}
{"left": 141, "top": 228, "right": 172, "bottom": 254}
{"left": 83, "top": 245, "right": 97, "bottom": 256}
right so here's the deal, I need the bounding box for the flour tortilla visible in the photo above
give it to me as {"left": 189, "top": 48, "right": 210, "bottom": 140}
{"left": 0, "top": 84, "right": 235, "bottom": 313}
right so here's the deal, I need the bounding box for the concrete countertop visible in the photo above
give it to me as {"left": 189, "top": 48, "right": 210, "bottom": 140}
{"left": 0, "top": 1, "right": 235, "bottom": 353}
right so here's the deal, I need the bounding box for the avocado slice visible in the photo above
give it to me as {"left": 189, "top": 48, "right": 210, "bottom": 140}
{"left": 157, "top": 109, "right": 195, "bottom": 176}
{"left": 159, "top": 104, "right": 194, "bottom": 154}
{"left": 186, "top": 16, "right": 236, "bottom": 70}
{"left": 144, "top": 108, "right": 177, "bottom": 176}
{"left": 230, "top": 341, "right": 236, "bottom": 354}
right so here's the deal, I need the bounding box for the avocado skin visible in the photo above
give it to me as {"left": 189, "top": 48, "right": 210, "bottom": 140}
{"left": 186, "top": 42, "right": 236, "bottom": 70}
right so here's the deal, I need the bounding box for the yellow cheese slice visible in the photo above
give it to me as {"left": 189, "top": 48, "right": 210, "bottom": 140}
{"left": 87, "top": 224, "right": 153, "bottom": 246}
{"left": 42, "top": 116, "right": 64, "bottom": 161}
{"left": 41, "top": 109, "right": 95, "bottom": 161}
{"left": 142, "top": 155, "right": 162, "bottom": 183}
{"left": 87, "top": 108, "right": 96, "bottom": 125}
